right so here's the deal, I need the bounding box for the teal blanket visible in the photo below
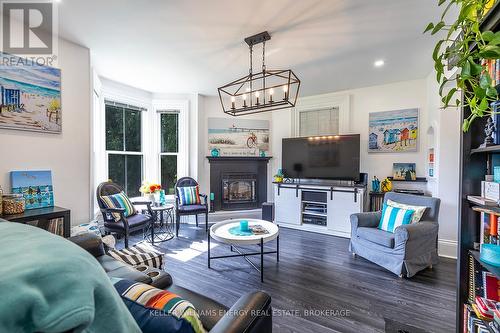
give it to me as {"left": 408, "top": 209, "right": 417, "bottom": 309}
{"left": 0, "top": 222, "right": 141, "bottom": 333}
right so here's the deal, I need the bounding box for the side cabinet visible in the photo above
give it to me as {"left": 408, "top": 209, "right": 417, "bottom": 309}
{"left": 327, "top": 190, "right": 363, "bottom": 235}
{"left": 274, "top": 185, "right": 301, "bottom": 225}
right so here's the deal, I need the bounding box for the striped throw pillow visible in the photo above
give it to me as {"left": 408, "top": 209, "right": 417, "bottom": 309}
{"left": 378, "top": 204, "right": 415, "bottom": 233}
{"left": 177, "top": 186, "right": 201, "bottom": 206}
{"left": 114, "top": 279, "right": 206, "bottom": 333}
{"left": 100, "top": 191, "right": 136, "bottom": 222}
{"left": 387, "top": 199, "right": 427, "bottom": 224}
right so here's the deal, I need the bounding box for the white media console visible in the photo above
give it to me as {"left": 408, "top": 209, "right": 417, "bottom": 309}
{"left": 273, "top": 182, "right": 367, "bottom": 238}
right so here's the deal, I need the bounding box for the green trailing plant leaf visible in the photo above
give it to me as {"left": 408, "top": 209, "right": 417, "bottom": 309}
{"left": 426, "top": 0, "right": 500, "bottom": 132}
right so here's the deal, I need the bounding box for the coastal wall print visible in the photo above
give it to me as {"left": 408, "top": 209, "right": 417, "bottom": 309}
{"left": 208, "top": 118, "right": 270, "bottom": 156}
{"left": 11, "top": 170, "right": 54, "bottom": 210}
{"left": 0, "top": 52, "right": 62, "bottom": 133}
{"left": 368, "top": 108, "right": 419, "bottom": 153}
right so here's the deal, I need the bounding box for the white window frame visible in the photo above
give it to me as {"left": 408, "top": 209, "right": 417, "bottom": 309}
{"left": 100, "top": 87, "right": 152, "bottom": 198}
{"left": 104, "top": 102, "right": 145, "bottom": 195}
{"left": 293, "top": 93, "right": 351, "bottom": 137}
{"left": 152, "top": 99, "right": 189, "bottom": 193}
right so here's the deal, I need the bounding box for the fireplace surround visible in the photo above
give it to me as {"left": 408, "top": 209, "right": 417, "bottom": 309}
{"left": 207, "top": 156, "right": 271, "bottom": 211}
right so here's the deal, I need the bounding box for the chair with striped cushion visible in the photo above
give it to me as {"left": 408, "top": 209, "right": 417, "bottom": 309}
{"left": 97, "top": 181, "right": 155, "bottom": 248}
{"left": 175, "top": 177, "right": 209, "bottom": 237}
{"left": 349, "top": 192, "right": 440, "bottom": 278}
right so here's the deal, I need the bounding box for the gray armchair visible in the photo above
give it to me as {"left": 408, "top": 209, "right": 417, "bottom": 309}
{"left": 349, "top": 192, "right": 440, "bottom": 278}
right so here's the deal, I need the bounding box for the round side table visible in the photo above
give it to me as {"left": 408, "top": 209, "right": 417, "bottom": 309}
{"left": 144, "top": 204, "right": 175, "bottom": 243}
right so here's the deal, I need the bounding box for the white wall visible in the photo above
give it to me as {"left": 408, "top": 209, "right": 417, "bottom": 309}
{"left": 272, "top": 79, "right": 429, "bottom": 188}
{"left": 270, "top": 78, "right": 458, "bottom": 258}
{"left": 425, "top": 72, "right": 460, "bottom": 258}
{"left": 0, "top": 39, "right": 92, "bottom": 225}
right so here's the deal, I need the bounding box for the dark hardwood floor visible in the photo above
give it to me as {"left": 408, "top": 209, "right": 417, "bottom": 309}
{"left": 127, "top": 219, "right": 456, "bottom": 333}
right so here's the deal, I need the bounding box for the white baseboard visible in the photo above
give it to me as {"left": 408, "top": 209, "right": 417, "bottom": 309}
{"left": 438, "top": 239, "right": 457, "bottom": 259}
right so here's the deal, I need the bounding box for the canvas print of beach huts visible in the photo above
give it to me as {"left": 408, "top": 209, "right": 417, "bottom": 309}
{"left": 11, "top": 170, "right": 54, "bottom": 210}
{"left": 368, "top": 109, "right": 418, "bottom": 153}
{"left": 208, "top": 118, "right": 269, "bottom": 156}
{"left": 393, "top": 163, "right": 417, "bottom": 180}
{"left": 0, "top": 53, "right": 61, "bottom": 133}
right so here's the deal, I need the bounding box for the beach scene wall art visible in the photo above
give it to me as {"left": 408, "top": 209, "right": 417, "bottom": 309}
{"left": 0, "top": 52, "right": 61, "bottom": 133}
{"left": 368, "top": 108, "right": 419, "bottom": 153}
{"left": 208, "top": 118, "right": 270, "bottom": 156}
{"left": 393, "top": 163, "right": 417, "bottom": 180}
{"left": 11, "top": 170, "right": 54, "bottom": 210}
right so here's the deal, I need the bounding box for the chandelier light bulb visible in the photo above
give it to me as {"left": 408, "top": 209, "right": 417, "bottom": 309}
{"left": 231, "top": 96, "right": 235, "bottom": 109}
{"left": 269, "top": 88, "right": 274, "bottom": 103}
{"left": 255, "top": 91, "right": 260, "bottom": 105}
{"left": 255, "top": 91, "right": 260, "bottom": 97}
{"left": 242, "top": 94, "right": 247, "bottom": 107}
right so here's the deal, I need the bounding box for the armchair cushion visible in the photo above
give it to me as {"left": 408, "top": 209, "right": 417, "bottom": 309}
{"left": 104, "top": 213, "right": 150, "bottom": 231}
{"left": 378, "top": 204, "right": 414, "bottom": 233}
{"left": 101, "top": 191, "right": 137, "bottom": 221}
{"left": 177, "top": 186, "right": 201, "bottom": 206}
{"left": 357, "top": 227, "right": 395, "bottom": 248}
{"left": 178, "top": 204, "right": 207, "bottom": 213}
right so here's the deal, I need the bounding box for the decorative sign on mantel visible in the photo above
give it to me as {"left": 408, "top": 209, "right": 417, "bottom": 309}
{"left": 208, "top": 118, "right": 270, "bottom": 157}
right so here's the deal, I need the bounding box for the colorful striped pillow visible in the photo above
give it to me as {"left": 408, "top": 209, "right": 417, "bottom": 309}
{"left": 100, "top": 191, "right": 136, "bottom": 222}
{"left": 177, "top": 186, "right": 201, "bottom": 206}
{"left": 378, "top": 203, "right": 415, "bottom": 233}
{"left": 114, "top": 279, "right": 206, "bottom": 333}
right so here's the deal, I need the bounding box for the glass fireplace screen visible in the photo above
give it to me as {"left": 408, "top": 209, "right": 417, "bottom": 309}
{"left": 222, "top": 174, "right": 257, "bottom": 203}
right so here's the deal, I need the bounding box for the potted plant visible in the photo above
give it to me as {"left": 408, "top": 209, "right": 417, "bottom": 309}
{"left": 425, "top": 0, "right": 500, "bottom": 131}
{"left": 139, "top": 181, "right": 162, "bottom": 203}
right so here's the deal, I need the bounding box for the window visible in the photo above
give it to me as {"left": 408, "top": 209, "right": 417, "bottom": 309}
{"left": 299, "top": 107, "right": 340, "bottom": 137}
{"left": 105, "top": 102, "right": 143, "bottom": 197}
{"left": 159, "top": 112, "right": 179, "bottom": 195}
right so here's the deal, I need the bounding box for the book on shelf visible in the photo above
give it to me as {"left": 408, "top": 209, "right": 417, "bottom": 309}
{"left": 47, "top": 218, "right": 64, "bottom": 236}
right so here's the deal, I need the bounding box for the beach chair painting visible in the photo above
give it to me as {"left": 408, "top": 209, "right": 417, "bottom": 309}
{"left": 11, "top": 170, "right": 54, "bottom": 210}
{"left": 369, "top": 109, "right": 419, "bottom": 153}
{"left": 0, "top": 52, "right": 61, "bottom": 133}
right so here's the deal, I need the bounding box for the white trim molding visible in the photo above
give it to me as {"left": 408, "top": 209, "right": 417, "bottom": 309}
{"left": 438, "top": 239, "right": 457, "bottom": 259}
{"left": 292, "top": 93, "right": 351, "bottom": 136}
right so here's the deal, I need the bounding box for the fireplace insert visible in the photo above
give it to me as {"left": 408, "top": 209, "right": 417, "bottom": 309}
{"left": 222, "top": 173, "right": 257, "bottom": 206}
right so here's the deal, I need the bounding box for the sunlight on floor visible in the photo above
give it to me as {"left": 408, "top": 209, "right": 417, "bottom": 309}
{"left": 167, "top": 239, "right": 218, "bottom": 262}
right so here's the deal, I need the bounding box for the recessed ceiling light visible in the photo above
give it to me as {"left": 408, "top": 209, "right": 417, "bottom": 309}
{"left": 374, "top": 60, "right": 385, "bottom": 67}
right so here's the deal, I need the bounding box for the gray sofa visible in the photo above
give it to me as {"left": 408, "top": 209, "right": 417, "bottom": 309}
{"left": 349, "top": 192, "right": 440, "bottom": 277}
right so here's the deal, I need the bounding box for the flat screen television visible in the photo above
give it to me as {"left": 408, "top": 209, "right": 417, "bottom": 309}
{"left": 282, "top": 134, "right": 360, "bottom": 181}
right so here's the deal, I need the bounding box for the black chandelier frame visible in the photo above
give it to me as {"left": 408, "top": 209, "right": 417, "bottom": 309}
{"left": 217, "top": 31, "right": 301, "bottom": 117}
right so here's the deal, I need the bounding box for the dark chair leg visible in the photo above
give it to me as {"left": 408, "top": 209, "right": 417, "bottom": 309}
{"left": 205, "top": 211, "right": 209, "bottom": 232}
{"left": 124, "top": 232, "right": 129, "bottom": 248}
{"left": 150, "top": 221, "right": 154, "bottom": 245}
{"left": 176, "top": 214, "right": 180, "bottom": 237}
{"left": 195, "top": 214, "right": 199, "bottom": 227}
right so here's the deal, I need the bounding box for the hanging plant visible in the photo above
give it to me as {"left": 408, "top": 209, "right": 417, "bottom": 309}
{"left": 425, "top": 0, "right": 500, "bottom": 132}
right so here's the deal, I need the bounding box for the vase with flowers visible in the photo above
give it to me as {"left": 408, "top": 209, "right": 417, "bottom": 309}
{"left": 139, "top": 181, "right": 162, "bottom": 204}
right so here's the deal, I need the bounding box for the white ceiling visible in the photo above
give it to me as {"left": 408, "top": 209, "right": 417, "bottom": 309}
{"left": 58, "top": 0, "right": 452, "bottom": 97}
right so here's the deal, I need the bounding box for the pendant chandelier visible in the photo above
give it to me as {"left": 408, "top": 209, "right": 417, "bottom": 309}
{"left": 218, "top": 31, "right": 300, "bottom": 116}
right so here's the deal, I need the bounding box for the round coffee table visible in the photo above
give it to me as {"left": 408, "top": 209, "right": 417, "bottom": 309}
{"left": 208, "top": 219, "right": 279, "bottom": 282}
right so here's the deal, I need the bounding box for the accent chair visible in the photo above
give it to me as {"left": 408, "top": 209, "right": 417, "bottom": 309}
{"left": 175, "top": 177, "right": 209, "bottom": 237}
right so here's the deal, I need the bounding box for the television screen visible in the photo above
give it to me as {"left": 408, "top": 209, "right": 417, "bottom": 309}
{"left": 282, "top": 135, "right": 360, "bottom": 181}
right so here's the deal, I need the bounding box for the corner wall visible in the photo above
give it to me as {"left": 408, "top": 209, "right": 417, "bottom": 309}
{"left": 0, "top": 39, "right": 92, "bottom": 225}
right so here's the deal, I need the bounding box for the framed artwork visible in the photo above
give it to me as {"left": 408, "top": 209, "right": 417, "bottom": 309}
{"left": 11, "top": 170, "right": 54, "bottom": 210}
{"left": 0, "top": 52, "right": 61, "bottom": 133}
{"left": 208, "top": 118, "right": 269, "bottom": 156}
{"left": 368, "top": 108, "right": 419, "bottom": 153}
{"left": 393, "top": 163, "right": 417, "bottom": 181}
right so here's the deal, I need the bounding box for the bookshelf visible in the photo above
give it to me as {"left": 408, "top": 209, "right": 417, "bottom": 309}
{"left": 0, "top": 206, "right": 71, "bottom": 238}
{"left": 458, "top": 3, "right": 500, "bottom": 332}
